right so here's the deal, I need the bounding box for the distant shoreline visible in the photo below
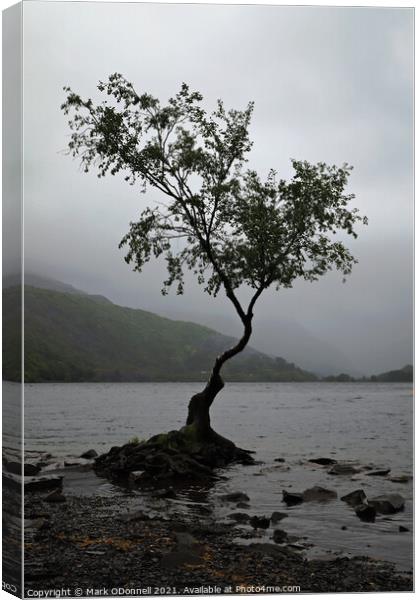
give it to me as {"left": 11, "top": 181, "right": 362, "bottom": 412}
{"left": 5, "top": 378, "right": 413, "bottom": 385}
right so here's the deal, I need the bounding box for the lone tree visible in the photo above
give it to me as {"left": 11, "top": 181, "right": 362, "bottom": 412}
{"left": 62, "top": 75, "right": 367, "bottom": 477}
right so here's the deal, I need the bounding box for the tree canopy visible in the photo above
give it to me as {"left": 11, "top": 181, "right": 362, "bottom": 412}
{"left": 62, "top": 74, "right": 367, "bottom": 327}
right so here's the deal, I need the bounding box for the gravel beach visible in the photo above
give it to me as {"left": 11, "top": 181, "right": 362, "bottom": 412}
{"left": 21, "top": 475, "right": 413, "bottom": 596}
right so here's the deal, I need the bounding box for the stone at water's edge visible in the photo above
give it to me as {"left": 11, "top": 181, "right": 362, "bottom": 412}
{"left": 328, "top": 463, "right": 359, "bottom": 476}
{"left": 80, "top": 449, "right": 98, "bottom": 459}
{"left": 302, "top": 486, "right": 337, "bottom": 502}
{"left": 5, "top": 461, "right": 41, "bottom": 476}
{"left": 271, "top": 511, "right": 288, "bottom": 523}
{"left": 365, "top": 468, "right": 391, "bottom": 477}
{"left": 282, "top": 491, "right": 304, "bottom": 506}
{"left": 272, "top": 529, "right": 288, "bottom": 543}
{"left": 355, "top": 503, "right": 376, "bottom": 522}
{"left": 341, "top": 489, "right": 367, "bottom": 507}
{"left": 308, "top": 457, "right": 337, "bottom": 466}
{"left": 249, "top": 515, "right": 270, "bottom": 529}
{"left": 369, "top": 494, "right": 405, "bottom": 514}
{"left": 389, "top": 474, "right": 412, "bottom": 483}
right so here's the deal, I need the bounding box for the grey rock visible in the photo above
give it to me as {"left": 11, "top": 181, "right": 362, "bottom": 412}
{"left": 25, "top": 463, "right": 42, "bottom": 476}
{"left": 369, "top": 494, "right": 405, "bottom": 515}
{"left": 6, "top": 461, "right": 41, "bottom": 476}
{"left": 302, "top": 486, "right": 337, "bottom": 502}
{"left": 355, "top": 504, "right": 376, "bottom": 522}
{"left": 328, "top": 463, "right": 359, "bottom": 476}
{"left": 282, "top": 491, "right": 304, "bottom": 506}
{"left": 80, "top": 449, "right": 98, "bottom": 459}
{"left": 308, "top": 458, "right": 337, "bottom": 466}
{"left": 270, "top": 511, "right": 289, "bottom": 524}
{"left": 249, "top": 515, "right": 270, "bottom": 529}
{"left": 366, "top": 468, "right": 391, "bottom": 477}
{"left": 389, "top": 474, "right": 412, "bottom": 483}
{"left": 341, "top": 489, "right": 367, "bottom": 507}
{"left": 272, "top": 529, "right": 288, "bottom": 543}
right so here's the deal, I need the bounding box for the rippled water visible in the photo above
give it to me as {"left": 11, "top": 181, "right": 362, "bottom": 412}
{"left": 17, "top": 381, "right": 413, "bottom": 570}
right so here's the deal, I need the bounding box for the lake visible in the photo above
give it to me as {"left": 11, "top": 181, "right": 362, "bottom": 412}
{"left": 9, "top": 381, "right": 414, "bottom": 570}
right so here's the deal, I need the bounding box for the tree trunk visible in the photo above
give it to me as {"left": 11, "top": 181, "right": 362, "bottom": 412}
{"left": 185, "top": 317, "right": 253, "bottom": 440}
{"left": 186, "top": 372, "right": 224, "bottom": 438}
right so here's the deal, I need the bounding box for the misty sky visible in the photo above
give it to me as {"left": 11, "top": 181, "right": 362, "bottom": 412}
{"left": 20, "top": 2, "right": 413, "bottom": 375}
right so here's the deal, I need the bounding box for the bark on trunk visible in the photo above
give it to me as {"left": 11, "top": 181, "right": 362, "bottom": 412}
{"left": 185, "top": 316, "right": 253, "bottom": 439}
{"left": 186, "top": 372, "right": 224, "bottom": 437}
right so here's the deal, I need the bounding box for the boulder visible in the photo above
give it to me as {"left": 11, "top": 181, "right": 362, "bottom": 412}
{"left": 272, "top": 529, "right": 288, "bottom": 544}
{"left": 302, "top": 486, "right": 337, "bottom": 502}
{"left": 80, "top": 449, "right": 98, "bottom": 459}
{"left": 282, "top": 491, "right": 303, "bottom": 506}
{"left": 6, "top": 461, "right": 41, "bottom": 476}
{"left": 369, "top": 493, "right": 405, "bottom": 514}
{"left": 328, "top": 463, "right": 359, "bottom": 476}
{"left": 219, "top": 491, "right": 250, "bottom": 503}
{"left": 366, "top": 468, "right": 391, "bottom": 477}
{"left": 274, "top": 458, "right": 285, "bottom": 463}
{"left": 308, "top": 458, "right": 337, "bottom": 466}
{"left": 355, "top": 503, "right": 376, "bottom": 522}
{"left": 270, "top": 511, "right": 288, "bottom": 524}
{"left": 341, "top": 489, "right": 367, "bottom": 507}
{"left": 44, "top": 489, "right": 66, "bottom": 503}
{"left": 399, "top": 525, "right": 409, "bottom": 532}
{"left": 24, "top": 463, "right": 42, "bottom": 476}
{"left": 249, "top": 515, "right": 270, "bottom": 529}
{"left": 389, "top": 474, "right": 412, "bottom": 484}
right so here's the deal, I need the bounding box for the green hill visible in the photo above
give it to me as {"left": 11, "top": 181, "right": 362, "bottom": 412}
{"left": 3, "top": 284, "right": 316, "bottom": 383}
{"left": 371, "top": 364, "right": 413, "bottom": 383}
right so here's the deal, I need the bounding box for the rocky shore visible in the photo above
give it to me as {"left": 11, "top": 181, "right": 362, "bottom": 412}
{"left": 10, "top": 450, "right": 412, "bottom": 596}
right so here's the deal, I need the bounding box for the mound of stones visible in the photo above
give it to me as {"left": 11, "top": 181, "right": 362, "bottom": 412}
{"left": 94, "top": 429, "right": 254, "bottom": 484}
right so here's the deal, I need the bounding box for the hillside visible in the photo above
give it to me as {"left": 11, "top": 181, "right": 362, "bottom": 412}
{"left": 371, "top": 364, "right": 413, "bottom": 383}
{"left": 3, "top": 284, "right": 316, "bottom": 383}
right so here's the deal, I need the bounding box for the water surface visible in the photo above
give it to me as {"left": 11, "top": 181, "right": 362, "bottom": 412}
{"left": 19, "top": 381, "right": 413, "bottom": 570}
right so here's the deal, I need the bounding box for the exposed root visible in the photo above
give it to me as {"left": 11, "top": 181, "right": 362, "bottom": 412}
{"left": 94, "top": 427, "right": 254, "bottom": 485}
